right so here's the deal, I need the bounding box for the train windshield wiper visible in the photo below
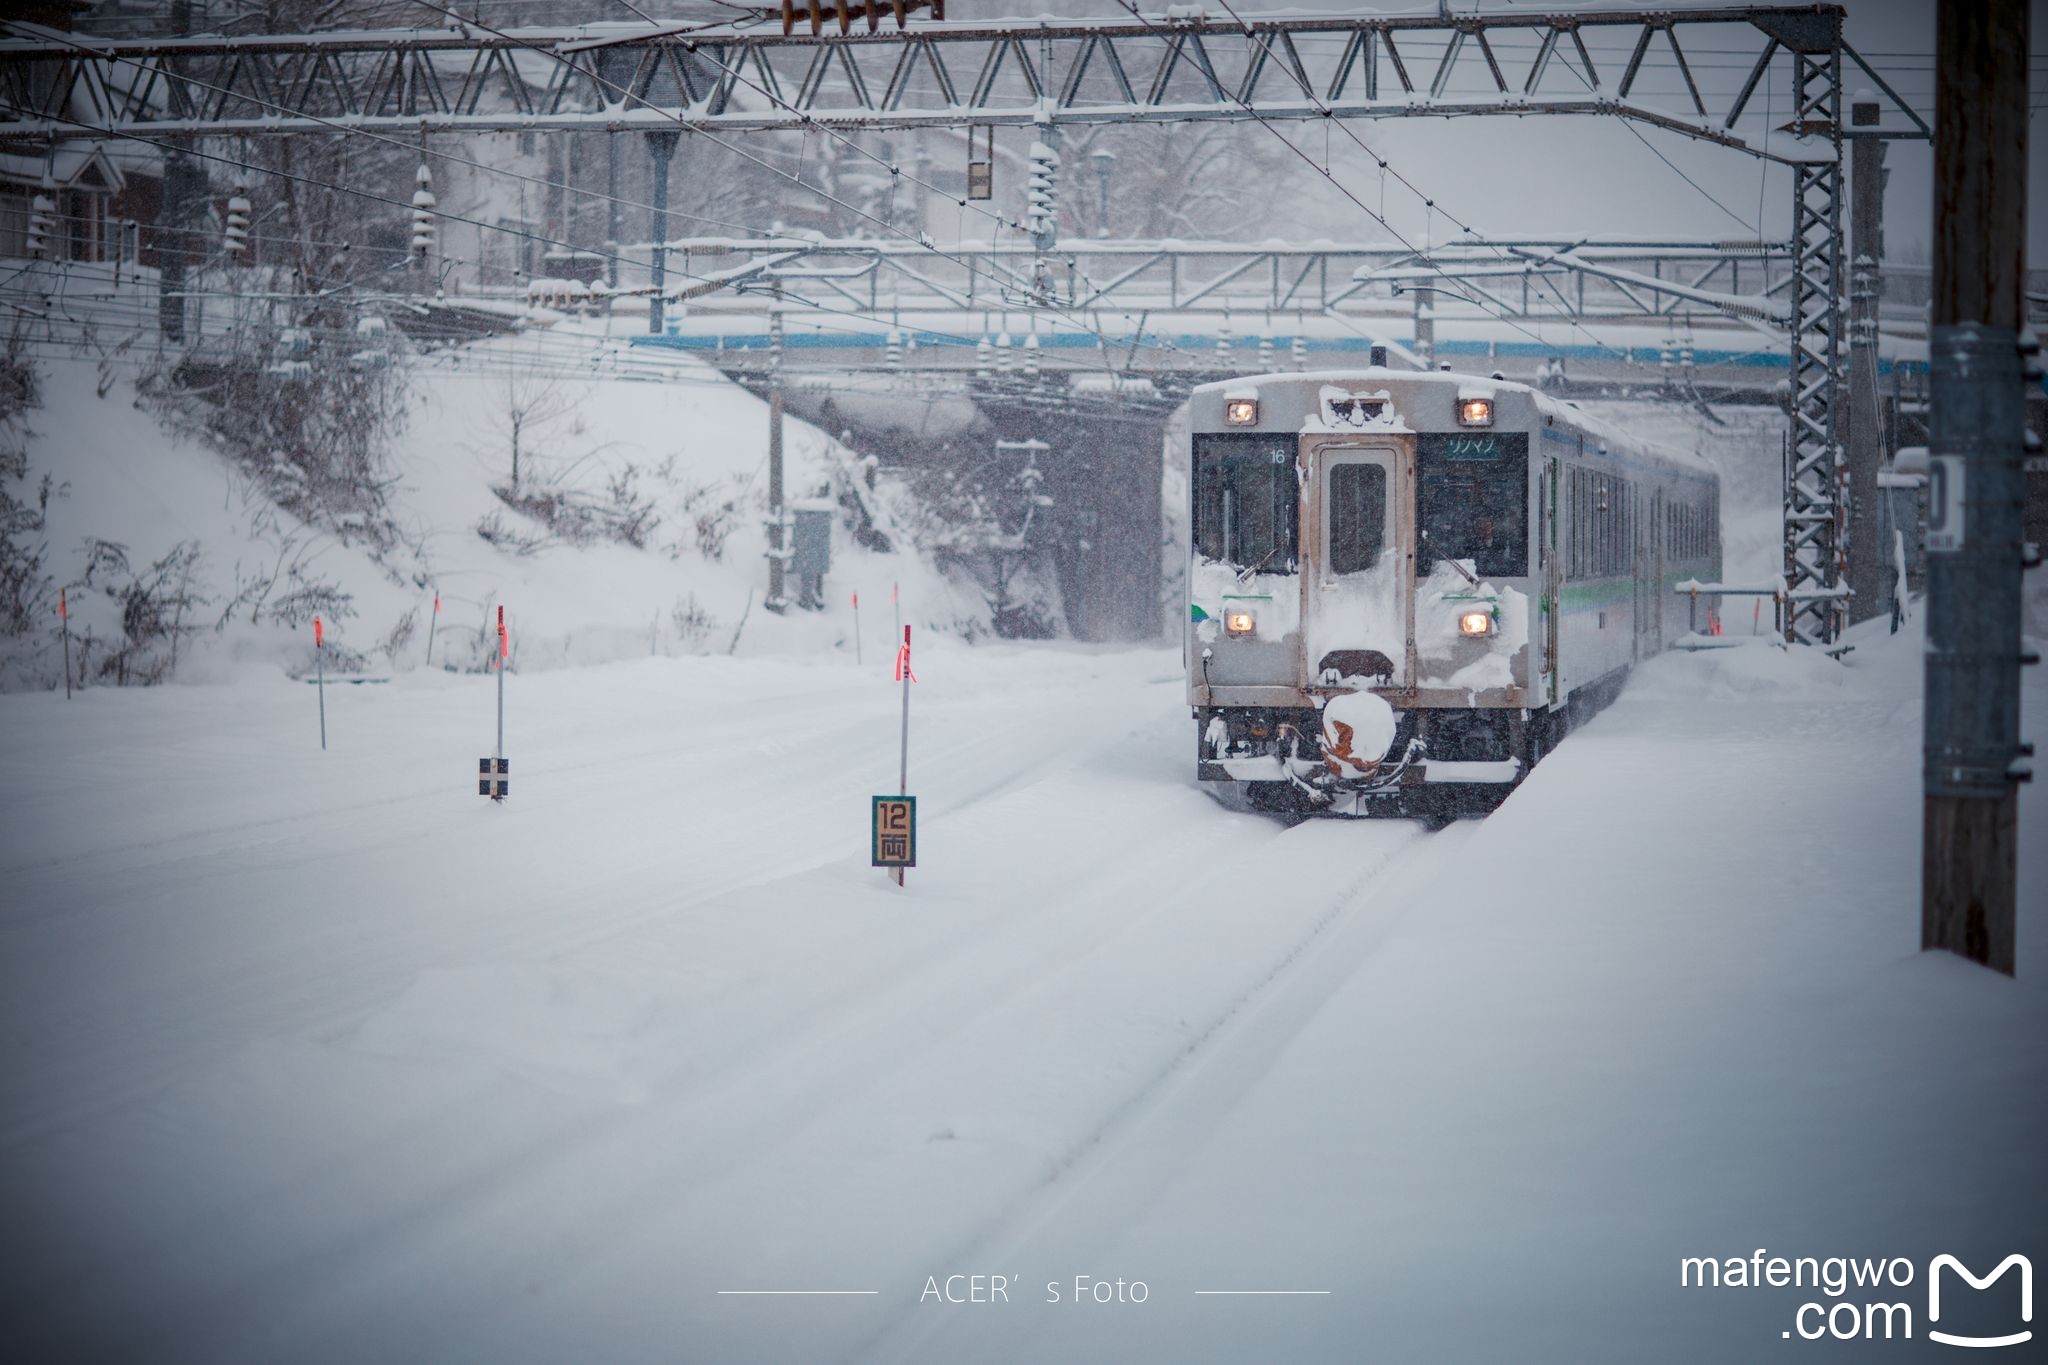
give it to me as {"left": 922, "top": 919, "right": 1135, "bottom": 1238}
{"left": 1237, "top": 545, "right": 1282, "bottom": 582}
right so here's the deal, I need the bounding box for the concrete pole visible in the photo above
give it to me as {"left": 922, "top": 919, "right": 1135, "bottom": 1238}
{"left": 767, "top": 303, "right": 788, "bottom": 610}
{"left": 644, "top": 130, "right": 679, "bottom": 335}
{"left": 157, "top": 0, "right": 194, "bottom": 341}
{"left": 606, "top": 131, "right": 621, "bottom": 301}
{"left": 1846, "top": 98, "right": 1887, "bottom": 624}
{"left": 1923, "top": 0, "right": 2029, "bottom": 976}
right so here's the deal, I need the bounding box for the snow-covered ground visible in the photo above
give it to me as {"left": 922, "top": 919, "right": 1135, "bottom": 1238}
{"left": 1, "top": 594, "right": 2040, "bottom": 1362}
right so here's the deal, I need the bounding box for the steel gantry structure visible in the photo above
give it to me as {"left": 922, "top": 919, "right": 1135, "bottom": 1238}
{"left": 0, "top": 3, "right": 1930, "bottom": 642}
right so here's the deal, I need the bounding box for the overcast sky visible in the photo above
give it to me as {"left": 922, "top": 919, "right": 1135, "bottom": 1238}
{"left": 1023, "top": 0, "right": 2043, "bottom": 264}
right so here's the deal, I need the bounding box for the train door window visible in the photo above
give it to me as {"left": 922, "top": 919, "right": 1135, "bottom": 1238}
{"left": 1416, "top": 432, "right": 1529, "bottom": 578}
{"left": 1326, "top": 462, "right": 1388, "bottom": 574}
{"left": 1192, "top": 433, "right": 1298, "bottom": 573}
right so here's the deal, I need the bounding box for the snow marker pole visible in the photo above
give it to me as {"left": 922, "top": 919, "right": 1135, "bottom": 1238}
{"left": 314, "top": 615, "right": 327, "bottom": 750}
{"left": 425, "top": 589, "right": 440, "bottom": 666}
{"left": 495, "top": 605, "right": 507, "bottom": 775}
{"left": 58, "top": 587, "right": 71, "bottom": 700}
{"left": 892, "top": 580, "right": 900, "bottom": 642}
{"left": 852, "top": 590, "right": 862, "bottom": 666}
{"left": 894, "top": 624, "right": 915, "bottom": 887}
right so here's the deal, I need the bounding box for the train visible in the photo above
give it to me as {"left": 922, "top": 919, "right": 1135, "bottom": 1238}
{"left": 1186, "top": 358, "right": 1721, "bottom": 820}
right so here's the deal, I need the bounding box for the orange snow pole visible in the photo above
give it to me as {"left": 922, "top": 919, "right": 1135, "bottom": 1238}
{"left": 313, "top": 615, "right": 327, "bottom": 750}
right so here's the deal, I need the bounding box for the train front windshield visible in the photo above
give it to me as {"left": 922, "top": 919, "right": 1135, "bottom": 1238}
{"left": 1193, "top": 434, "right": 1298, "bottom": 573}
{"left": 1416, "top": 432, "right": 1529, "bottom": 578}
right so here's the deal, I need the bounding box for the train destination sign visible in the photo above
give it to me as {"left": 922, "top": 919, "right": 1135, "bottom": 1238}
{"left": 872, "top": 795, "right": 917, "bottom": 868}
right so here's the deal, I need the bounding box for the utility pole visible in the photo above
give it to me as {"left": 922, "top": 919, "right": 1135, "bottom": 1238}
{"left": 644, "top": 130, "right": 678, "bottom": 334}
{"left": 1845, "top": 97, "right": 1887, "bottom": 624}
{"left": 765, "top": 301, "right": 788, "bottom": 611}
{"left": 1923, "top": 0, "right": 2030, "bottom": 976}
{"left": 157, "top": 0, "right": 194, "bottom": 341}
{"left": 606, "top": 130, "right": 621, "bottom": 316}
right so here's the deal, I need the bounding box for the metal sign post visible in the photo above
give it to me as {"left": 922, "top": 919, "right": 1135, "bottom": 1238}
{"left": 313, "top": 614, "right": 327, "bottom": 750}
{"left": 58, "top": 587, "right": 71, "bottom": 700}
{"left": 881, "top": 624, "right": 917, "bottom": 887}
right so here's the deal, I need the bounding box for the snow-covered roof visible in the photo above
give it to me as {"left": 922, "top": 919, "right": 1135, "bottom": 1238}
{"left": 0, "top": 143, "right": 124, "bottom": 193}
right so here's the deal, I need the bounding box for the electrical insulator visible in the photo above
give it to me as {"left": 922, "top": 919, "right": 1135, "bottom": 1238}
{"left": 995, "top": 331, "right": 1013, "bottom": 374}
{"left": 1023, "top": 332, "right": 1040, "bottom": 381}
{"left": 223, "top": 189, "right": 251, "bottom": 259}
{"left": 410, "top": 163, "right": 436, "bottom": 257}
{"left": 976, "top": 335, "right": 993, "bottom": 379}
{"left": 25, "top": 192, "right": 54, "bottom": 257}
{"left": 1291, "top": 335, "right": 1308, "bottom": 370}
{"left": 1025, "top": 141, "right": 1059, "bottom": 246}
{"left": 1215, "top": 323, "right": 1232, "bottom": 366}
{"left": 885, "top": 328, "right": 903, "bottom": 370}
{"left": 1258, "top": 335, "right": 1274, "bottom": 370}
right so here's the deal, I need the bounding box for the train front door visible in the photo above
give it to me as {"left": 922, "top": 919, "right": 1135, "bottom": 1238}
{"left": 1304, "top": 438, "right": 1411, "bottom": 690}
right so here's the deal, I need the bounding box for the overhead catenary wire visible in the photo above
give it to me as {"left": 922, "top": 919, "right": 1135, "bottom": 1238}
{"left": 405, "top": 0, "right": 1215, "bottom": 371}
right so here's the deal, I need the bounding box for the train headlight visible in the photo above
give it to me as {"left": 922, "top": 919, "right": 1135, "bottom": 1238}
{"left": 1224, "top": 397, "right": 1259, "bottom": 426}
{"left": 1458, "top": 396, "right": 1494, "bottom": 427}
{"left": 1224, "top": 609, "right": 1256, "bottom": 637}
{"left": 1458, "top": 609, "right": 1495, "bottom": 638}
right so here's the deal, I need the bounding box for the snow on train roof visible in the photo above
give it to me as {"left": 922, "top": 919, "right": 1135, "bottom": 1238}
{"left": 1192, "top": 367, "right": 1714, "bottom": 478}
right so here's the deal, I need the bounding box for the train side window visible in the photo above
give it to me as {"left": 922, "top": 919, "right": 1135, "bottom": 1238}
{"left": 1570, "top": 468, "right": 1584, "bottom": 577}
{"left": 1594, "top": 477, "right": 1609, "bottom": 576}
{"left": 1327, "top": 462, "right": 1388, "bottom": 575}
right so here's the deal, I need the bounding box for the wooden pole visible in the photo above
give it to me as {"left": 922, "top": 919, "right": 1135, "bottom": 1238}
{"left": 59, "top": 587, "right": 71, "bottom": 700}
{"left": 1923, "top": 0, "right": 2028, "bottom": 975}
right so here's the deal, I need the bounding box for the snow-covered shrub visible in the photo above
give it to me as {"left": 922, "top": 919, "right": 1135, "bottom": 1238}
{"left": 0, "top": 341, "right": 59, "bottom": 645}
{"left": 77, "top": 538, "right": 210, "bottom": 686}
{"left": 488, "top": 460, "right": 660, "bottom": 551}
{"left": 670, "top": 473, "right": 742, "bottom": 562}
{"left": 670, "top": 592, "right": 715, "bottom": 648}
{"left": 142, "top": 316, "right": 409, "bottom": 550}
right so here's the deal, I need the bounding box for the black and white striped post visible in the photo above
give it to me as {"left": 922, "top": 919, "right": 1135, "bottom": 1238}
{"left": 479, "top": 605, "right": 509, "bottom": 801}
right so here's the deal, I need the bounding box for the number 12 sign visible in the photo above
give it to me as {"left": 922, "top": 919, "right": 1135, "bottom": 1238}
{"left": 872, "top": 795, "right": 917, "bottom": 868}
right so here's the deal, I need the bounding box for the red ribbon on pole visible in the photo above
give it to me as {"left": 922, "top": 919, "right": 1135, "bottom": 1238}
{"left": 433, "top": 590, "right": 441, "bottom": 615}
{"left": 497, "top": 605, "right": 509, "bottom": 661}
{"left": 57, "top": 587, "right": 66, "bottom": 621}
{"left": 851, "top": 590, "right": 859, "bottom": 609}
{"left": 893, "top": 633, "right": 916, "bottom": 683}
{"left": 314, "top": 616, "right": 323, "bottom": 647}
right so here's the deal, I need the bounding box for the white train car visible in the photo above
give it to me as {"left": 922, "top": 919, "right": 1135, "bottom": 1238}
{"left": 1186, "top": 361, "right": 1721, "bottom": 818}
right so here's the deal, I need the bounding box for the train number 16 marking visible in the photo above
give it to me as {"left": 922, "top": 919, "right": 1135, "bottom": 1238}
{"left": 872, "top": 795, "right": 917, "bottom": 868}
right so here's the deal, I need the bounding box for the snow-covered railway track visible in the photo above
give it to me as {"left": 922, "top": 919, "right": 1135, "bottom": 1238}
{"left": 0, "top": 672, "right": 1146, "bottom": 1154}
